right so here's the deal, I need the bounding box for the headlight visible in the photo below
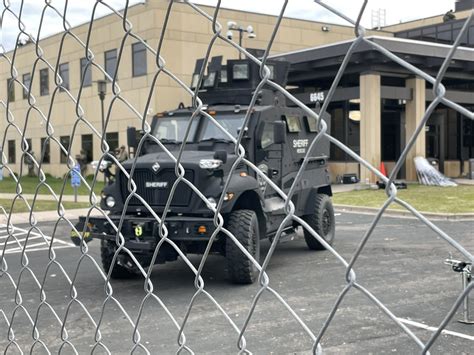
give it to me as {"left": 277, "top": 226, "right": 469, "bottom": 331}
{"left": 105, "top": 195, "right": 116, "bottom": 208}
{"left": 206, "top": 197, "right": 217, "bottom": 210}
{"left": 199, "top": 159, "right": 222, "bottom": 170}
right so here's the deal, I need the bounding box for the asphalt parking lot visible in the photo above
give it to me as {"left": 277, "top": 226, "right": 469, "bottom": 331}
{"left": 0, "top": 212, "right": 473, "bottom": 354}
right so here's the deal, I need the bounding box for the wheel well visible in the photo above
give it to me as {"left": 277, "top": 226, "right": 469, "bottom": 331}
{"left": 317, "top": 185, "right": 332, "bottom": 197}
{"left": 232, "top": 190, "right": 266, "bottom": 237}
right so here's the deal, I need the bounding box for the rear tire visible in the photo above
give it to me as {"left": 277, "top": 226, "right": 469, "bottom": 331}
{"left": 100, "top": 240, "right": 137, "bottom": 279}
{"left": 302, "top": 194, "right": 335, "bottom": 250}
{"left": 225, "top": 210, "right": 260, "bottom": 284}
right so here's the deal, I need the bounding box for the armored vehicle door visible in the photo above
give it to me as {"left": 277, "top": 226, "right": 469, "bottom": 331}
{"left": 255, "top": 115, "right": 284, "bottom": 199}
{"left": 281, "top": 108, "right": 330, "bottom": 192}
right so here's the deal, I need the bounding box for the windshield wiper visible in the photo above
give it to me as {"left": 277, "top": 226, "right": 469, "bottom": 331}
{"left": 200, "top": 137, "right": 233, "bottom": 143}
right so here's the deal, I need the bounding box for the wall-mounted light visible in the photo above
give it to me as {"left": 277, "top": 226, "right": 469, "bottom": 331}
{"left": 349, "top": 110, "right": 361, "bottom": 122}
{"left": 321, "top": 25, "right": 330, "bottom": 32}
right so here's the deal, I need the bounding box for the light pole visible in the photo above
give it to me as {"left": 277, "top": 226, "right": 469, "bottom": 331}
{"left": 97, "top": 79, "right": 107, "bottom": 135}
{"left": 96, "top": 80, "right": 107, "bottom": 184}
{"left": 226, "top": 21, "right": 256, "bottom": 59}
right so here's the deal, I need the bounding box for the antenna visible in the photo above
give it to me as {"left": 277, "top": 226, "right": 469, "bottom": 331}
{"left": 371, "top": 8, "right": 387, "bottom": 30}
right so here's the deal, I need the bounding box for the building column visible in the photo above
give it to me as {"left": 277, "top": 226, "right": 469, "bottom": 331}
{"left": 360, "top": 73, "right": 381, "bottom": 183}
{"left": 405, "top": 77, "right": 426, "bottom": 181}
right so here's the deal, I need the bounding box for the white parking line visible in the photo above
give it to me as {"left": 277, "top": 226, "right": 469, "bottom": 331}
{"left": 0, "top": 232, "right": 27, "bottom": 240}
{"left": 0, "top": 224, "right": 75, "bottom": 255}
{"left": 397, "top": 318, "right": 474, "bottom": 341}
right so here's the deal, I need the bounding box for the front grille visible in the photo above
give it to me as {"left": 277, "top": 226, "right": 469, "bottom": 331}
{"left": 120, "top": 168, "right": 195, "bottom": 207}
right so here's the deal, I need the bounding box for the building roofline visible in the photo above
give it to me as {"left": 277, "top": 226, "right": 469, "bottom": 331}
{"left": 381, "top": 9, "right": 472, "bottom": 30}
{"left": 271, "top": 35, "right": 474, "bottom": 63}
{"left": 5, "top": 1, "right": 393, "bottom": 55}
{"left": 194, "top": 2, "right": 393, "bottom": 33}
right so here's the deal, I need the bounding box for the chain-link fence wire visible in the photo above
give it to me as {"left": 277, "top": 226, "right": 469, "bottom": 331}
{"left": 0, "top": 0, "right": 473, "bottom": 353}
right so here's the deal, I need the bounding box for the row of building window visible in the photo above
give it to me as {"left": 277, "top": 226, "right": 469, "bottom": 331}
{"left": 396, "top": 19, "right": 474, "bottom": 48}
{"left": 6, "top": 132, "right": 119, "bottom": 165}
{"left": 6, "top": 42, "right": 147, "bottom": 101}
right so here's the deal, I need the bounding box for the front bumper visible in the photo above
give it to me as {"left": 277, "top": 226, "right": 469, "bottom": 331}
{"left": 73, "top": 214, "right": 218, "bottom": 247}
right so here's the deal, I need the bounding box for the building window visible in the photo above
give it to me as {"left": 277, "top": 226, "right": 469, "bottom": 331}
{"left": 7, "top": 78, "right": 15, "bottom": 102}
{"left": 80, "top": 57, "right": 92, "bottom": 87}
{"left": 106, "top": 132, "right": 119, "bottom": 152}
{"left": 60, "top": 135, "right": 70, "bottom": 164}
{"left": 81, "top": 134, "right": 93, "bottom": 163}
{"left": 8, "top": 140, "right": 15, "bottom": 164}
{"left": 104, "top": 49, "right": 118, "bottom": 80}
{"left": 41, "top": 137, "right": 51, "bottom": 164}
{"left": 59, "top": 63, "right": 70, "bottom": 91}
{"left": 22, "top": 73, "right": 31, "bottom": 99}
{"left": 132, "top": 42, "right": 147, "bottom": 77}
{"left": 40, "top": 68, "right": 49, "bottom": 96}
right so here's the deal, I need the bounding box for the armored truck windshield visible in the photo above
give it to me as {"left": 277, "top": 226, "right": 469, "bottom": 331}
{"left": 152, "top": 114, "right": 245, "bottom": 143}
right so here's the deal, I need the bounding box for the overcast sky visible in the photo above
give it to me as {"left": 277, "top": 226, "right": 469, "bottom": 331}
{"left": 1, "top": 0, "right": 456, "bottom": 50}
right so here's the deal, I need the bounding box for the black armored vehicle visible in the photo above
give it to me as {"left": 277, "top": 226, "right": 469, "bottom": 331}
{"left": 73, "top": 56, "right": 335, "bottom": 284}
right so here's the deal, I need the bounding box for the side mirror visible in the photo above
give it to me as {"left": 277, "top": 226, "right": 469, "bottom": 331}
{"left": 127, "top": 127, "right": 137, "bottom": 150}
{"left": 273, "top": 121, "right": 286, "bottom": 145}
{"left": 214, "top": 150, "right": 228, "bottom": 164}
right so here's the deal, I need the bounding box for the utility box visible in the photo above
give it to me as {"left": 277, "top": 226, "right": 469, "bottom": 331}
{"left": 469, "top": 159, "right": 474, "bottom": 180}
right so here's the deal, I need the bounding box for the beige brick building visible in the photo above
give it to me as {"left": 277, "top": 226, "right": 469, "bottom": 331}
{"left": 0, "top": 1, "right": 388, "bottom": 178}
{"left": 1, "top": 0, "right": 473, "bottom": 181}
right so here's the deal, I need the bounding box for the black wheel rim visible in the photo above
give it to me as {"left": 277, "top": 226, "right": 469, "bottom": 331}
{"left": 322, "top": 208, "right": 332, "bottom": 238}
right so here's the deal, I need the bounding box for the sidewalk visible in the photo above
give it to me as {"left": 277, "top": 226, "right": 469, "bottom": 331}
{"left": 332, "top": 183, "right": 371, "bottom": 194}
{"left": 0, "top": 193, "right": 91, "bottom": 203}
{"left": 454, "top": 178, "right": 474, "bottom": 185}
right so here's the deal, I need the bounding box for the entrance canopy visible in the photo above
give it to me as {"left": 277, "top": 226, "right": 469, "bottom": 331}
{"left": 271, "top": 36, "right": 474, "bottom": 182}
{"left": 272, "top": 36, "right": 474, "bottom": 106}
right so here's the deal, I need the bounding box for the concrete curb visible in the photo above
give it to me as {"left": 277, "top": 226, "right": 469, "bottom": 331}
{"left": 335, "top": 204, "right": 474, "bottom": 221}
{"left": 3, "top": 205, "right": 473, "bottom": 224}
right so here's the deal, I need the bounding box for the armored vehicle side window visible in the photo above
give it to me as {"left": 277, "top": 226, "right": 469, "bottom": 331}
{"left": 233, "top": 63, "right": 249, "bottom": 80}
{"left": 284, "top": 115, "right": 301, "bottom": 133}
{"left": 260, "top": 123, "right": 275, "bottom": 149}
{"left": 190, "top": 73, "right": 200, "bottom": 89}
{"left": 220, "top": 69, "right": 227, "bottom": 83}
{"left": 203, "top": 72, "right": 216, "bottom": 88}
{"left": 305, "top": 116, "right": 318, "bottom": 132}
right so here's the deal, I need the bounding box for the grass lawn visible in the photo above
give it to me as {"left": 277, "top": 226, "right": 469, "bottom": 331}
{"left": 0, "top": 175, "right": 104, "bottom": 196}
{"left": 0, "top": 199, "right": 90, "bottom": 214}
{"left": 332, "top": 184, "right": 474, "bottom": 214}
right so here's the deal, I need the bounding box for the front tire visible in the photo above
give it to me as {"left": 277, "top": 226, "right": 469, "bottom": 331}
{"left": 302, "top": 194, "right": 335, "bottom": 250}
{"left": 100, "top": 240, "right": 137, "bottom": 279}
{"left": 225, "top": 210, "right": 260, "bottom": 284}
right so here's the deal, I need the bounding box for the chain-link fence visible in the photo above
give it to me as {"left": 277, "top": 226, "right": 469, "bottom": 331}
{"left": 1, "top": 0, "right": 473, "bottom": 354}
